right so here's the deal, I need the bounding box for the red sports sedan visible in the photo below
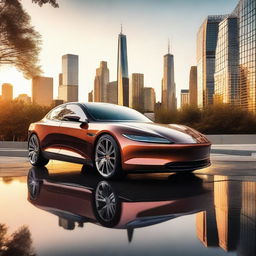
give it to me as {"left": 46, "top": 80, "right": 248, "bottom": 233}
{"left": 28, "top": 102, "right": 211, "bottom": 179}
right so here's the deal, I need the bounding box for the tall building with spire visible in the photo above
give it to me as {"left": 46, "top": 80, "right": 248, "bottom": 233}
{"left": 161, "top": 40, "right": 176, "bottom": 110}
{"left": 94, "top": 61, "right": 109, "bottom": 102}
{"left": 117, "top": 25, "right": 129, "bottom": 106}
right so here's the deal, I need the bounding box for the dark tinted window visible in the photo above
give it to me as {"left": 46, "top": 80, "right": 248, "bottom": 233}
{"left": 85, "top": 103, "right": 151, "bottom": 122}
{"left": 46, "top": 106, "right": 67, "bottom": 121}
{"left": 64, "top": 104, "right": 87, "bottom": 121}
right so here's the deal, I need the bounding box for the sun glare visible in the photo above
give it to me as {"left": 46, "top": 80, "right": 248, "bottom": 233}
{"left": 0, "top": 67, "right": 31, "bottom": 98}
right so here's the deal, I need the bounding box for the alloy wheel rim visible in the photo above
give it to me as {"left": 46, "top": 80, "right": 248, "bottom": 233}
{"left": 95, "top": 181, "right": 117, "bottom": 222}
{"left": 95, "top": 138, "right": 116, "bottom": 177}
{"left": 27, "top": 170, "right": 40, "bottom": 200}
{"left": 28, "top": 135, "right": 39, "bottom": 164}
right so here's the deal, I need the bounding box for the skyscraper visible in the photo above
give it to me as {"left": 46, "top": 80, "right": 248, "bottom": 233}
{"left": 189, "top": 66, "right": 198, "bottom": 106}
{"left": 1, "top": 83, "right": 13, "bottom": 101}
{"left": 88, "top": 90, "right": 93, "bottom": 102}
{"left": 162, "top": 42, "right": 176, "bottom": 110}
{"left": 117, "top": 27, "right": 129, "bottom": 106}
{"left": 58, "top": 54, "right": 79, "bottom": 102}
{"left": 235, "top": 0, "right": 256, "bottom": 112}
{"left": 130, "top": 73, "right": 144, "bottom": 111}
{"left": 197, "top": 15, "right": 226, "bottom": 107}
{"left": 94, "top": 61, "right": 109, "bottom": 102}
{"left": 107, "top": 81, "right": 118, "bottom": 104}
{"left": 94, "top": 76, "right": 100, "bottom": 102}
{"left": 214, "top": 16, "right": 239, "bottom": 105}
{"left": 144, "top": 87, "right": 156, "bottom": 112}
{"left": 32, "top": 76, "right": 53, "bottom": 106}
{"left": 199, "top": 0, "right": 256, "bottom": 112}
{"left": 181, "top": 89, "right": 190, "bottom": 108}
{"left": 58, "top": 73, "right": 63, "bottom": 86}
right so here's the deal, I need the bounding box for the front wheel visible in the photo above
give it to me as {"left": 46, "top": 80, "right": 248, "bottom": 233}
{"left": 93, "top": 181, "right": 121, "bottom": 227}
{"left": 94, "top": 134, "right": 123, "bottom": 179}
{"left": 28, "top": 134, "right": 49, "bottom": 166}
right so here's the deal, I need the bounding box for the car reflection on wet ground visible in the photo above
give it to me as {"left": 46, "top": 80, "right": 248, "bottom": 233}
{"left": 0, "top": 161, "right": 256, "bottom": 256}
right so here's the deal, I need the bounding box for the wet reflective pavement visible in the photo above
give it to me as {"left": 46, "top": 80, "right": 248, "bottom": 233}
{"left": 1, "top": 161, "right": 256, "bottom": 256}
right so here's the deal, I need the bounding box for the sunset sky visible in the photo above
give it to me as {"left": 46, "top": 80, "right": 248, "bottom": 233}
{"left": 0, "top": 0, "right": 238, "bottom": 106}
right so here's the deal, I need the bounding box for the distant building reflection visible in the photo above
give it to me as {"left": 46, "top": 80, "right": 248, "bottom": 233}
{"left": 196, "top": 209, "right": 219, "bottom": 247}
{"left": 238, "top": 181, "right": 256, "bottom": 256}
{"left": 25, "top": 167, "right": 256, "bottom": 253}
{"left": 196, "top": 176, "right": 256, "bottom": 256}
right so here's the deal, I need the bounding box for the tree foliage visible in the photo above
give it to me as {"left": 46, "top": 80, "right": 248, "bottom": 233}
{"left": 0, "top": 99, "right": 51, "bottom": 141}
{"left": 0, "top": 224, "right": 36, "bottom": 256}
{"left": 0, "top": 0, "right": 42, "bottom": 78}
{"left": 32, "top": 0, "right": 59, "bottom": 8}
{"left": 155, "top": 104, "right": 256, "bottom": 134}
{"left": 0, "top": 0, "right": 59, "bottom": 79}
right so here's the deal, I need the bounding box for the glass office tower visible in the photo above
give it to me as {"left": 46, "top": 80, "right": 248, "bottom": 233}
{"left": 236, "top": 0, "right": 256, "bottom": 112}
{"left": 117, "top": 29, "right": 129, "bottom": 106}
{"left": 214, "top": 16, "right": 240, "bottom": 105}
{"left": 197, "top": 15, "right": 226, "bottom": 108}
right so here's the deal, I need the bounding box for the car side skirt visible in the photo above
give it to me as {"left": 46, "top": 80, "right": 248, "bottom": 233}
{"left": 43, "top": 151, "right": 93, "bottom": 166}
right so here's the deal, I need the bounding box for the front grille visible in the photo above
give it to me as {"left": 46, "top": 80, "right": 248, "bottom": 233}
{"left": 165, "top": 159, "right": 210, "bottom": 170}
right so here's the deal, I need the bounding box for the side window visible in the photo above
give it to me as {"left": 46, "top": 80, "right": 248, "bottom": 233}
{"left": 64, "top": 104, "right": 87, "bottom": 121}
{"left": 46, "top": 106, "right": 67, "bottom": 121}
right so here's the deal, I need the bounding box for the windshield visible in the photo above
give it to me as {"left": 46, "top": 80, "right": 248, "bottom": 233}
{"left": 85, "top": 103, "right": 151, "bottom": 122}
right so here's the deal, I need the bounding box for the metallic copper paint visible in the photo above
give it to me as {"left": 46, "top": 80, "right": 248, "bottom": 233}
{"left": 27, "top": 171, "right": 210, "bottom": 229}
{"left": 29, "top": 118, "right": 211, "bottom": 172}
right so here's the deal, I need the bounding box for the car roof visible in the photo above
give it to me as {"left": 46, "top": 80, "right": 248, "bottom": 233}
{"left": 63, "top": 102, "right": 130, "bottom": 109}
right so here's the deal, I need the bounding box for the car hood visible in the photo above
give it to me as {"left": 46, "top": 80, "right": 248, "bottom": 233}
{"left": 114, "top": 122, "right": 209, "bottom": 144}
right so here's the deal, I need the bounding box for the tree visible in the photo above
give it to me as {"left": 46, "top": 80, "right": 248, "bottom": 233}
{"left": 0, "top": 0, "right": 58, "bottom": 79}
{"left": 0, "top": 0, "right": 41, "bottom": 78}
{"left": 0, "top": 224, "right": 36, "bottom": 256}
{"left": 154, "top": 103, "right": 256, "bottom": 134}
{"left": 0, "top": 99, "right": 51, "bottom": 141}
{"left": 32, "top": 0, "right": 59, "bottom": 8}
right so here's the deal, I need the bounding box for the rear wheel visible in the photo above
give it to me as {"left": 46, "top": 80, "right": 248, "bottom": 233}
{"left": 94, "top": 134, "right": 123, "bottom": 179}
{"left": 28, "top": 134, "right": 49, "bottom": 166}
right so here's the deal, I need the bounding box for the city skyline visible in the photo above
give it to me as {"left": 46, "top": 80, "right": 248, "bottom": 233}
{"left": 0, "top": 0, "right": 238, "bottom": 107}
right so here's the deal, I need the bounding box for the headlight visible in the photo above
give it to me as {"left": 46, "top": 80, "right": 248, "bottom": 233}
{"left": 122, "top": 134, "right": 173, "bottom": 144}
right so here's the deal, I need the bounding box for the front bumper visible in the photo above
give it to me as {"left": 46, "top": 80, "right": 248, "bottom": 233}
{"left": 121, "top": 140, "right": 211, "bottom": 172}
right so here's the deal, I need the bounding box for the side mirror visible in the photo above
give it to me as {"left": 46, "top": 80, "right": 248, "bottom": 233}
{"left": 63, "top": 115, "right": 81, "bottom": 122}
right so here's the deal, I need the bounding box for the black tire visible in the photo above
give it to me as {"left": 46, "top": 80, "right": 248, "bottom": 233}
{"left": 92, "top": 180, "right": 121, "bottom": 227}
{"left": 28, "top": 134, "right": 49, "bottom": 166}
{"left": 27, "top": 168, "right": 44, "bottom": 200}
{"left": 94, "top": 134, "right": 123, "bottom": 179}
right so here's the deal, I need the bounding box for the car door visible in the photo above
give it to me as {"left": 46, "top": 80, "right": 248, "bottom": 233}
{"left": 58, "top": 104, "right": 90, "bottom": 164}
{"left": 40, "top": 105, "right": 67, "bottom": 155}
